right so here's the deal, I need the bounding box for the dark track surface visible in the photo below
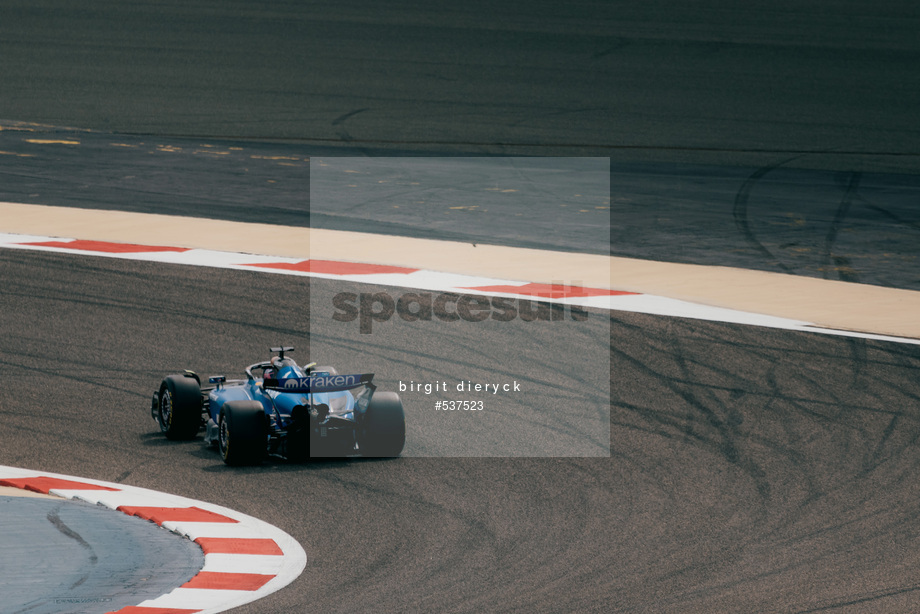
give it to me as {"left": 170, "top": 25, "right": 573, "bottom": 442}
{"left": 3, "top": 1, "right": 919, "bottom": 171}
{"left": 2, "top": 1, "right": 920, "bottom": 612}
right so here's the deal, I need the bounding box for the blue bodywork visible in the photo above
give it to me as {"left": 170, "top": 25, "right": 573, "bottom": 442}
{"left": 202, "top": 354, "right": 376, "bottom": 458}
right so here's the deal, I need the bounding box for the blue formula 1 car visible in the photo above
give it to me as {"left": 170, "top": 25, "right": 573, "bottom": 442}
{"left": 150, "top": 347, "right": 406, "bottom": 464}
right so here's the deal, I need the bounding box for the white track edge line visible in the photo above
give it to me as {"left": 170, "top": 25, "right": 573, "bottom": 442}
{"left": 2, "top": 233, "right": 918, "bottom": 346}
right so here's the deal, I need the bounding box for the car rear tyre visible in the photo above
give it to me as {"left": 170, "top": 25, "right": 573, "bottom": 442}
{"left": 157, "top": 375, "right": 202, "bottom": 440}
{"left": 219, "top": 401, "right": 267, "bottom": 466}
{"left": 359, "top": 392, "right": 406, "bottom": 457}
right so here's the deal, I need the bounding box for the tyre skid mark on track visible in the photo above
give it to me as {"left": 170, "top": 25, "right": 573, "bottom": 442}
{"left": 0, "top": 466, "right": 306, "bottom": 614}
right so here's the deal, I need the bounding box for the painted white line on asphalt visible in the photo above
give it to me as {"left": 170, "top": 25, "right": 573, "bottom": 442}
{"left": 1, "top": 231, "right": 918, "bottom": 345}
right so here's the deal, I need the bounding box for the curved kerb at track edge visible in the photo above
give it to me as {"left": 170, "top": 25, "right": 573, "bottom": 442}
{"left": 0, "top": 465, "right": 307, "bottom": 614}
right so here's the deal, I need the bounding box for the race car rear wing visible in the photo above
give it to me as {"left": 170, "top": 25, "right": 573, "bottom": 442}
{"left": 263, "top": 373, "right": 376, "bottom": 394}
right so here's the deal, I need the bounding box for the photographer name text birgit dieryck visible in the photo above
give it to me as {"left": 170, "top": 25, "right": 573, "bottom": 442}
{"left": 399, "top": 380, "right": 522, "bottom": 395}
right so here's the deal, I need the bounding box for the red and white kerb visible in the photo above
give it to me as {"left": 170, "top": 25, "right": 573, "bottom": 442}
{"left": 0, "top": 466, "right": 307, "bottom": 614}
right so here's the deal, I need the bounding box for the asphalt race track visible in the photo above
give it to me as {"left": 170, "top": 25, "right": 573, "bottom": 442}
{"left": 2, "top": 2, "right": 920, "bottom": 613}
{"left": 3, "top": 246, "right": 920, "bottom": 613}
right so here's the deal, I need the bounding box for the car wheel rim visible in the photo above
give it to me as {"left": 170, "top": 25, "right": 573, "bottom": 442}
{"left": 159, "top": 390, "right": 172, "bottom": 429}
{"left": 219, "top": 415, "right": 229, "bottom": 456}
